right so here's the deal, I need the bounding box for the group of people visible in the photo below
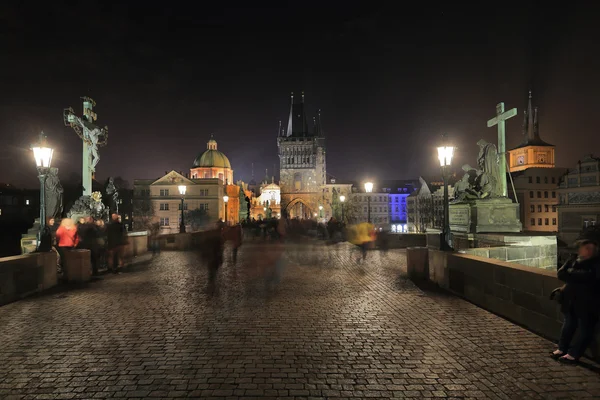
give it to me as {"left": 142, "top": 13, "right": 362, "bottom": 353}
{"left": 551, "top": 228, "right": 600, "bottom": 363}
{"left": 48, "top": 213, "right": 127, "bottom": 277}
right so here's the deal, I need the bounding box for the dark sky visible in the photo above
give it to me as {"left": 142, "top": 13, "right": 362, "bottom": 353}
{"left": 1, "top": 2, "right": 599, "bottom": 189}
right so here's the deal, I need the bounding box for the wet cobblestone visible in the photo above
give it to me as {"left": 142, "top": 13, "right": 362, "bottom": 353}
{"left": 0, "top": 242, "right": 598, "bottom": 399}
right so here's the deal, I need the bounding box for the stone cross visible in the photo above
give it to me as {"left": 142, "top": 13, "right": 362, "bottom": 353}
{"left": 487, "top": 102, "right": 517, "bottom": 197}
{"left": 64, "top": 97, "right": 108, "bottom": 196}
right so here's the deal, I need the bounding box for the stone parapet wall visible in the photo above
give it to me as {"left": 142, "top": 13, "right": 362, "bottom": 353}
{"left": 386, "top": 234, "right": 426, "bottom": 249}
{"left": 460, "top": 245, "right": 556, "bottom": 270}
{"left": 0, "top": 252, "right": 57, "bottom": 306}
{"left": 429, "top": 251, "right": 599, "bottom": 359}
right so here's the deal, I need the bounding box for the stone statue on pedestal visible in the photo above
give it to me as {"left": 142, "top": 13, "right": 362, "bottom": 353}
{"left": 45, "top": 167, "right": 64, "bottom": 220}
{"left": 449, "top": 138, "right": 522, "bottom": 234}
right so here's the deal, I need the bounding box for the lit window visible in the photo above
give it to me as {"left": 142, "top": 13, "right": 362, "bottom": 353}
{"left": 552, "top": 218, "right": 557, "bottom": 225}
{"left": 544, "top": 205, "right": 549, "bottom": 212}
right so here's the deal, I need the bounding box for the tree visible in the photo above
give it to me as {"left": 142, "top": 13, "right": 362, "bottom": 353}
{"left": 185, "top": 208, "right": 209, "bottom": 231}
{"left": 343, "top": 195, "right": 363, "bottom": 224}
{"left": 133, "top": 195, "right": 155, "bottom": 231}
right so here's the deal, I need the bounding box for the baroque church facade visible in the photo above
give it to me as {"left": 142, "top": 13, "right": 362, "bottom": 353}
{"left": 277, "top": 92, "right": 327, "bottom": 219}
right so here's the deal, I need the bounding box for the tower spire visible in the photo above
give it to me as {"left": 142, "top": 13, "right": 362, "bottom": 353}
{"left": 278, "top": 120, "right": 282, "bottom": 137}
{"left": 526, "top": 90, "right": 534, "bottom": 142}
{"left": 286, "top": 92, "right": 294, "bottom": 136}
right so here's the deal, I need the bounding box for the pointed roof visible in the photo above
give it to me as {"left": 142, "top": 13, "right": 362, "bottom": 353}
{"left": 513, "top": 90, "right": 553, "bottom": 149}
{"left": 282, "top": 91, "right": 320, "bottom": 137}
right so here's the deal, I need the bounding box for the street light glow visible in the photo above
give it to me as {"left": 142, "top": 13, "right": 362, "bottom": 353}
{"left": 319, "top": 205, "right": 323, "bottom": 210}
{"left": 339, "top": 195, "right": 345, "bottom": 203}
{"left": 178, "top": 185, "right": 187, "bottom": 195}
{"left": 32, "top": 133, "right": 53, "bottom": 169}
{"left": 364, "top": 182, "right": 373, "bottom": 193}
{"left": 437, "top": 146, "right": 454, "bottom": 167}
{"left": 223, "top": 195, "right": 229, "bottom": 203}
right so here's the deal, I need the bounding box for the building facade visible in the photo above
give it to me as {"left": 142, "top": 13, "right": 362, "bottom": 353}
{"left": 407, "top": 177, "right": 453, "bottom": 233}
{"left": 557, "top": 154, "right": 600, "bottom": 246}
{"left": 277, "top": 92, "right": 326, "bottom": 219}
{"left": 134, "top": 171, "right": 226, "bottom": 233}
{"left": 381, "top": 180, "right": 418, "bottom": 232}
{"left": 250, "top": 177, "right": 282, "bottom": 220}
{"left": 507, "top": 91, "right": 566, "bottom": 232}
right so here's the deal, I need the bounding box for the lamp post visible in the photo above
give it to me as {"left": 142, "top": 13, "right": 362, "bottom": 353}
{"left": 31, "top": 132, "right": 54, "bottom": 250}
{"left": 339, "top": 195, "right": 346, "bottom": 222}
{"left": 178, "top": 185, "right": 186, "bottom": 233}
{"left": 318, "top": 205, "right": 323, "bottom": 219}
{"left": 223, "top": 195, "right": 229, "bottom": 224}
{"left": 437, "top": 139, "right": 454, "bottom": 249}
{"left": 364, "top": 182, "right": 373, "bottom": 223}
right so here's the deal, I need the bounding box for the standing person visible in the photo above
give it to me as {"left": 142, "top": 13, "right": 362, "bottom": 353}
{"left": 78, "top": 216, "right": 99, "bottom": 276}
{"left": 55, "top": 218, "right": 78, "bottom": 277}
{"left": 200, "top": 226, "right": 224, "bottom": 292}
{"left": 95, "top": 219, "right": 107, "bottom": 271}
{"left": 551, "top": 229, "right": 600, "bottom": 363}
{"left": 106, "top": 213, "right": 125, "bottom": 274}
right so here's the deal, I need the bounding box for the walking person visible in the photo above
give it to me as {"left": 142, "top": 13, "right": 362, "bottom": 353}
{"left": 551, "top": 229, "right": 600, "bottom": 363}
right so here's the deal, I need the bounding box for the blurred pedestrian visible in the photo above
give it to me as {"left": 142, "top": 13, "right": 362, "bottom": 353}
{"left": 106, "top": 213, "right": 125, "bottom": 273}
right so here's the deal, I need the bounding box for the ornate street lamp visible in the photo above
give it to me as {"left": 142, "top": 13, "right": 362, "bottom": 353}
{"left": 223, "top": 195, "right": 229, "bottom": 224}
{"left": 178, "top": 185, "right": 186, "bottom": 233}
{"left": 339, "top": 195, "right": 346, "bottom": 222}
{"left": 364, "top": 182, "right": 373, "bottom": 223}
{"left": 437, "top": 138, "right": 454, "bottom": 249}
{"left": 318, "top": 205, "right": 323, "bottom": 219}
{"left": 31, "top": 132, "right": 53, "bottom": 250}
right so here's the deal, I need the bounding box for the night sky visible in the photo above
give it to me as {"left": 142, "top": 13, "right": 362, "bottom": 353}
{"left": 1, "top": 2, "right": 599, "bottom": 189}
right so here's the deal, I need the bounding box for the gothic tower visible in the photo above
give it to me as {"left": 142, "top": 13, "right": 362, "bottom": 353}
{"left": 277, "top": 92, "right": 326, "bottom": 218}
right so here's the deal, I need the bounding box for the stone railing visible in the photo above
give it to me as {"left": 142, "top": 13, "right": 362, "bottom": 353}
{"left": 0, "top": 252, "right": 57, "bottom": 306}
{"left": 416, "top": 248, "right": 600, "bottom": 360}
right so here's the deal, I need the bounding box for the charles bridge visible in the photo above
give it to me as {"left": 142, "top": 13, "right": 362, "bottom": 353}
{"left": 1, "top": 240, "right": 600, "bottom": 399}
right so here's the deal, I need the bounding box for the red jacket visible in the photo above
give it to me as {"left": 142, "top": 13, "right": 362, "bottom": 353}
{"left": 56, "top": 225, "right": 79, "bottom": 248}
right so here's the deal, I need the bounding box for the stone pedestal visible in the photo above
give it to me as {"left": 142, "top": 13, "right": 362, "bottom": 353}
{"left": 449, "top": 198, "right": 521, "bottom": 234}
{"left": 63, "top": 249, "right": 91, "bottom": 283}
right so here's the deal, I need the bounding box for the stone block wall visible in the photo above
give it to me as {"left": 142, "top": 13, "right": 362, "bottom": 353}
{"left": 0, "top": 251, "right": 58, "bottom": 306}
{"left": 387, "top": 234, "right": 426, "bottom": 249}
{"left": 123, "top": 231, "right": 149, "bottom": 259}
{"left": 443, "top": 252, "right": 599, "bottom": 359}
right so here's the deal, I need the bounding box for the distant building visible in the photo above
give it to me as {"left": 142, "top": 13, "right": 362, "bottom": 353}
{"left": 407, "top": 177, "right": 454, "bottom": 233}
{"left": 133, "top": 136, "right": 238, "bottom": 232}
{"left": 379, "top": 180, "right": 418, "bottom": 232}
{"left": 277, "top": 92, "right": 326, "bottom": 219}
{"left": 250, "top": 175, "right": 282, "bottom": 220}
{"left": 557, "top": 154, "right": 600, "bottom": 247}
{"left": 507, "top": 91, "right": 567, "bottom": 232}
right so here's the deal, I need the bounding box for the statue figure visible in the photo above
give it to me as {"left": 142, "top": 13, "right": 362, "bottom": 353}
{"left": 86, "top": 125, "right": 102, "bottom": 171}
{"left": 476, "top": 139, "right": 503, "bottom": 198}
{"left": 452, "top": 141, "right": 503, "bottom": 202}
{"left": 106, "top": 177, "right": 119, "bottom": 212}
{"left": 45, "top": 167, "right": 64, "bottom": 220}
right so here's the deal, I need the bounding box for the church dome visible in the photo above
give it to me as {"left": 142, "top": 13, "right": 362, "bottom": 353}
{"left": 192, "top": 138, "right": 231, "bottom": 169}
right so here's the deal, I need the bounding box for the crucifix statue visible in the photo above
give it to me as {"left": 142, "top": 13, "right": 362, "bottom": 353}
{"left": 487, "top": 102, "right": 517, "bottom": 197}
{"left": 64, "top": 97, "right": 108, "bottom": 196}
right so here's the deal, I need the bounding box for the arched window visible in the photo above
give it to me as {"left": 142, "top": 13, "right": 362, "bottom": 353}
{"left": 218, "top": 173, "right": 224, "bottom": 181}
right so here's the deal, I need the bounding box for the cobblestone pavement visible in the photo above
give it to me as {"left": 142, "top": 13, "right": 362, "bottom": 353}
{"left": 1, "top": 242, "right": 599, "bottom": 399}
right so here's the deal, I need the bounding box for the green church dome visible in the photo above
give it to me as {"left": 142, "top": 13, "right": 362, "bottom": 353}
{"left": 192, "top": 138, "right": 231, "bottom": 169}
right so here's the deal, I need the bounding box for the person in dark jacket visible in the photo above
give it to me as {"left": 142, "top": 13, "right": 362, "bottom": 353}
{"left": 78, "top": 216, "right": 99, "bottom": 276}
{"left": 551, "top": 230, "right": 600, "bottom": 363}
{"left": 106, "top": 214, "right": 125, "bottom": 274}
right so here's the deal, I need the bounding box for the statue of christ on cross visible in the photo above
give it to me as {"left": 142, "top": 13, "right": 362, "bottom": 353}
{"left": 64, "top": 97, "right": 108, "bottom": 196}
{"left": 487, "top": 102, "right": 517, "bottom": 198}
